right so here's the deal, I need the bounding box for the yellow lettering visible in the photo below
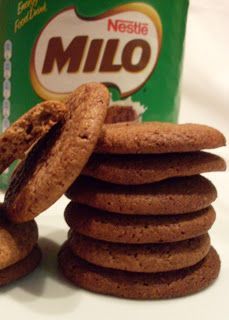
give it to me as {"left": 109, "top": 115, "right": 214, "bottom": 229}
{"left": 15, "top": 1, "right": 47, "bottom": 33}
{"left": 17, "top": 2, "right": 23, "bottom": 15}
{"left": 14, "top": 12, "right": 29, "bottom": 32}
{"left": 30, "top": 2, "right": 47, "bottom": 19}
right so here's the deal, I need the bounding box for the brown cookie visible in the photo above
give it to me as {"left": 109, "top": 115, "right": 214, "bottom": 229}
{"left": 58, "top": 245, "right": 220, "bottom": 299}
{"left": 65, "top": 203, "right": 216, "bottom": 244}
{"left": 0, "top": 100, "right": 67, "bottom": 174}
{"left": 0, "top": 245, "right": 42, "bottom": 287}
{"left": 105, "top": 106, "right": 138, "bottom": 124}
{"left": 69, "top": 233, "right": 210, "bottom": 273}
{"left": 0, "top": 206, "right": 38, "bottom": 270}
{"left": 96, "top": 122, "right": 226, "bottom": 154}
{"left": 4, "top": 83, "right": 109, "bottom": 222}
{"left": 66, "top": 175, "right": 217, "bottom": 215}
{"left": 83, "top": 152, "right": 226, "bottom": 185}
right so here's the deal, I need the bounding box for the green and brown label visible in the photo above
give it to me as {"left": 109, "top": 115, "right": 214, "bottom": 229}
{"left": 0, "top": 0, "right": 189, "bottom": 189}
{"left": 31, "top": 4, "right": 162, "bottom": 100}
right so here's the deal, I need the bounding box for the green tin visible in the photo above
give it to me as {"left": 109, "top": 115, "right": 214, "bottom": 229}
{"left": 0, "top": 0, "right": 189, "bottom": 189}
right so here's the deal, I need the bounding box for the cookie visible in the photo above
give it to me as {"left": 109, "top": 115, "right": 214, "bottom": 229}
{"left": 105, "top": 106, "right": 138, "bottom": 124}
{"left": 4, "top": 83, "right": 109, "bottom": 222}
{"left": 0, "top": 245, "right": 42, "bottom": 287}
{"left": 96, "top": 122, "right": 226, "bottom": 154}
{"left": 0, "top": 207, "right": 38, "bottom": 270}
{"left": 69, "top": 233, "right": 210, "bottom": 273}
{"left": 0, "top": 100, "right": 67, "bottom": 174}
{"left": 64, "top": 203, "right": 216, "bottom": 244}
{"left": 84, "top": 151, "right": 226, "bottom": 185}
{"left": 58, "top": 245, "right": 220, "bottom": 299}
{"left": 66, "top": 175, "right": 217, "bottom": 215}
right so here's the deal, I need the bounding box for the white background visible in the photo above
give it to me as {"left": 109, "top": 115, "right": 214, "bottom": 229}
{"left": 1, "top": 1, "right": 229, "bottom": 319}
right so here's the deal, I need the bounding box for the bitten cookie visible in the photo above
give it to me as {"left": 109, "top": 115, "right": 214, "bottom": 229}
{"left": 58, "top": 245, "right": 220, "bottom": 300}
{"left": 0, "top": 206, "right": 38, "bottom": 270}
{"left": 96, "top": 122, "right": 226, "bottom": 154}
{"left": 83, "top": 152, "right": 226, "bottom": 185}
{"left": 0, "top": 100, "right": 67, "bottom": 174}
{"left": 66, "top": 175, "right": 217, "bottom": 215}
{"left": 65, "top": 203, "right": 216, "bottom": 244}
{"left": 69, "top": 233, "right": 210, "bottom": 273}
{"left": 4, "top": 83, "right": 109, "bottom": 222}
{"left": 0, "top": 246, "right": 42, "bottom": 287}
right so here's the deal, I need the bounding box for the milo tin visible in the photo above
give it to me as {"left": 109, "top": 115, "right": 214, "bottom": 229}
{"left": 0, "top": 0, "right": 189, "bottom": 188}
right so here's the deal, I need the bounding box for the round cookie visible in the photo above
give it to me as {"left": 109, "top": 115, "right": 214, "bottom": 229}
{"left": 0, "top": 207, "right": 38, "bottom": 270}
{"left": 66, "top": 175, "right": 217, "bottom": 215}
{"left": 58, "top": 245, "right": 220, "bottom": 300}
{"left": 69, "top": 233, "right": 210, "bottom": 273}
{"left": 65, "top": 203, "right": 216, "bottom": 244}
{"left": 0, "top": 100, "right": 67, "bottom": 174}
{"left": 0, "top": 245, "right": 42, "bottom": 287}
{"left": 4, "top": 83, "right": 109, "bottom": 222}
{"left": 96, "top": 122, "right": 226, "bottom": 154}
{"left": 84, "top": 152, "right": 226, "bottom": 185}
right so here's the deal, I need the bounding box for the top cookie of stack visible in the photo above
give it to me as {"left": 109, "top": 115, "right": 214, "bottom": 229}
{"left": 84, "top": 122, "right": 226, "bottom": 185}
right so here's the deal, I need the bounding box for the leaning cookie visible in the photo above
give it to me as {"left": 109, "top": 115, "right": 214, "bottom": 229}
{"left": 58, "top": 244, "right": 220, "bottom": 300}
{"left": 5, "top": 83, "right": 109, "bottom": 222}
{"left": 66, "top": 175, "right": 217, "bottom": 215}
{"left": 0, "top": 100, "right": 67, "bottom": 174}
{"left": 96, "top": 122, "right": 226, "bottom": 154}
{"left": 83, "top": 152, "right": 226, "bottom": 185}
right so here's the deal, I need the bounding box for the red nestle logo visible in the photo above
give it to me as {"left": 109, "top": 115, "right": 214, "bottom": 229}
{"left": 108, "top": 18, "right": 149, "bottom": 36}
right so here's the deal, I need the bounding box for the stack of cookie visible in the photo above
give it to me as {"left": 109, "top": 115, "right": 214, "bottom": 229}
{"left": 59, "top": 122, "right": 226, "bottom": 299}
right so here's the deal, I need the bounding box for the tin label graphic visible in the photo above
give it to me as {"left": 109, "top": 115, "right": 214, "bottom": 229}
{"left": 31, "top": 4, "right": 162, "bottom": 99}
{"left": 0, "top": 0, "right": 189, "bottom": 189}
{"left": 4, "top": 40, "right": 12, "bottom": 60}
{"left": 3, "top": 80, "right": 11, "bottom": 99}
{"left": 2, "top": 99, "right": 10, "bottom": 117}
{"left": 4, "top": 60, "right": 11, "bottom": 79}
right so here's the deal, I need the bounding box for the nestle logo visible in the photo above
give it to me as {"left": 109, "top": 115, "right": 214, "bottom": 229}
{"left": 108, "top": 18, "right": 149, "bottom": 36}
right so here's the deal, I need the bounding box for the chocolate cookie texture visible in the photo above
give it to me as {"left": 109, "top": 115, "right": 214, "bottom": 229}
{"left": 105, "top": 106, "right": 138, "bottom": 124}
{"left": 58, "top": 245, "right": 220, "bottom": 300}
{"left": 0, "top": 246, "right": 42, "bottom": 287}
{"left": 62, "top": 120, "right": 225, "bottom": 299}
{"left": 4, "top": 83, "right": 109, "bottom": 222}
{"left": 84, "top": 152, "right": 226, "bottom": 185}
{"left": 0, "top": 208, "right": 38, "bottom": 270}
{"left": 0, "top": 100, "right": 67, "bottom": 174}
{"left": 66, "top": 175, "right": 217, "bottom": 215}
{"left": 69, "top": 233, "right": 210, "bottom": 273}
{"left": 65, "top": 203, "right": 216, "bottom": 244}
{"left": 96, "top": 122, "right": 226, "bottom": 154}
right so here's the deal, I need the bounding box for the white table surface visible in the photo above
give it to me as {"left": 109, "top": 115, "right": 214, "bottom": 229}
{"left": 1, "top": 1, "right": 229, "bottom": 319}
